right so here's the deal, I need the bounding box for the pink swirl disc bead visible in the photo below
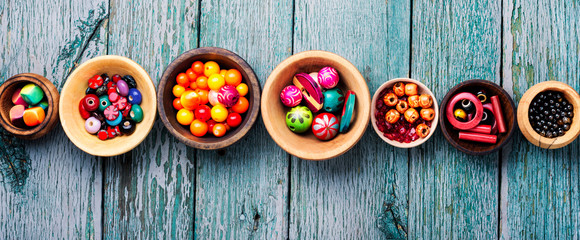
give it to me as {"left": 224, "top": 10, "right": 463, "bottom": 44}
{"left": 217, "top": 85, "right": 240, "bottom": 107}
{"left": 280, "top": 85, "right": 302, "bottom": 107}
{"left": 317, "top": 67, "right": 339, "bottom": 89}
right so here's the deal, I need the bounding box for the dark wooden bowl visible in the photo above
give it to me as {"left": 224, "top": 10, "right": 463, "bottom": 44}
{"left": 0, "top": 73, "right": 60, "bottom": 140}
{"left": 439, "top": 79, "right": 516, "bottom": 155}
{"left": 158, "top": 47, "right": 261, "bottom": 150}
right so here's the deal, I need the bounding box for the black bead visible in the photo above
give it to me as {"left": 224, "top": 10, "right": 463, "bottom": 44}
{"left": 120, "top": 119, "right": 136, "bottom": 135}
{"left": 95, "top": 85, "right": 107, "bottom": 96}
{"left": 123, "top": 75, "right": 137, "bottom": 89}
{"left": 86, "top": 87, "right": 96, "bottom": 95}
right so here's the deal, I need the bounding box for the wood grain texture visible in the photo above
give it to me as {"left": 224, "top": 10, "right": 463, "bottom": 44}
{"left": 103, "top": 0, "right": 198, "bottom": 238}
{"left": 409, "top": 0, "right": 501, "bottom": 238}
{"left": 501, "top": 0, "right": 580, "bottom": 238}
{"left": 290, "top": 0, "right": 410, "bottom": 238}
{"left": 0, "top": 0, "right": 108, "bottom": 239}
{"left": 194, "top": 0, "right": 292, "bottom": 238}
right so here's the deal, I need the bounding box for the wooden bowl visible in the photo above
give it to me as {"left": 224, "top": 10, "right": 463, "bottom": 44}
{"left": 371, "top": 78, "right": 439, "bottom": 148}
{"left": 262, "top": 50, "right": 371, "bottom": 160}
{"left": 60, "top": 55, "right": 157, "bottom": 156}
{"left": 158, "top": 47, "right": 261, "bottom": 150}
{"left": 517, "top": 81, "right": 580, "bottom": 149}
{"left": 439, "top": 79, "right": 516, "bottom": 155}
{"left": 0, "top": 73, "right": 59, "bottom": 140}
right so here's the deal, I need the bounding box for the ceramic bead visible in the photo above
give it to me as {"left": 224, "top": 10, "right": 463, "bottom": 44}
{"left": 105, "top": 111, "right": 123, "bottom": 126}
{"left": 280, "top": 85, "right": 302, "bottom": 107}
{"left": 317, "top": 67, "right": 339, "bottom": 89}
{"left": 112, "top": 74, "right": 122, "bottom": 83}
{"left": 23, "top": 107, "right": 45, "bottom": 127}
{"left": 79, "top": 101, "right": 91, "bottom": 119}
{"left": 85, "top": 117, "right": 101, "bottom": 134}
{"left": 95, "top": 85, "right": 108, "bottom": 96}
{"left": 109, "top": 91, "right": 120, "bottom": 103}
{"left": 82, "top": 94, "right": 99, "bottom": 112}
{"left": 123, "top": 75, "right": 137, "bottom": 89}
{"left": 12, "top": 88, "right": 28, "bottom": 106}
{"left": 130, "top": 104, "right": 144, "bottom": 123}
{"left": 20, "top": 83, "right": 44, "bottom": 105}
{"left": 122, "top": 103, "right": 132, "bottom": 117}
{"left": 98, "top": 95, "right": 111, "bottom": 112}
{"left": 312, "top": 113, "right": 339, "bottom": 140}
{"left": 285, "top": 106, "right": 313, "bottom": 133}
{"left": 112, "top": 96, "right": 128, "bottom": 110}
{"left": 322, "top": 88, "right": 345, "bottom": 112}
{"left": 127, "top": 88, "right": 142, "bottom": 105}
{"left": 104, "top": 105, "right": 120, "bottom": 121}
{"left": 120, "top": 119, "right": 136, "bottom": 135}
{"left": 9, "top": 105, "right": 26, "bottom": 128}
{"left": 88, "top": 75, "right": 104, "bottom": 89}
{"left": 217, "top": 85, "right": 240, "bottom": 107}
{"left": 116, "top": 79, "right": 129, "bottom": 96}
{"left": 97, "top": 129, "right": 108, "bottom": 140}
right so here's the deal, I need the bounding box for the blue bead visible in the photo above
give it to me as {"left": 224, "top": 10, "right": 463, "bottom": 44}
{"left": 128, "top": 88, "right": 142, "bottom": 105}
{"left": 105, "top": 111, "right": 123, "bottom": 126}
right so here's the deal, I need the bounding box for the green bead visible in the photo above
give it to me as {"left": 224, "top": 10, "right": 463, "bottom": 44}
{"left": 20, "top": 83, "right": 44, "bottom": 105}
{"left": 98, "top": 95, "right": 111, "bottom": 112}
{"left": 322, "top": 88, "right": 344, "bottom": 112}
{"left": 130, "top": 104, "right": 144, "bottom": 122}
{"left": 285, "top": 106, "right": 313, "bottom": 133}
{"left": 32, "top": 100, "right": 49, "bottom": 111}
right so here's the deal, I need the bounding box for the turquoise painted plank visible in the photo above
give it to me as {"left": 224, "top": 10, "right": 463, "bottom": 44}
{"left": 290, "top": 0, "right": 410, "bottom": 238}
{"left": 194, "top": 0, "right": 293, "bottom": 238}
{"left": 103, "top": 0, "right": 198, "bottom": 238}
{"left": 0, "top": 0, "right": 108, "bottom": 238}
{"left": 408, "top": 0, "right": 502, "bottom": 238}
{"left": 500, "top": 0, "right": 580, "bottom": 238}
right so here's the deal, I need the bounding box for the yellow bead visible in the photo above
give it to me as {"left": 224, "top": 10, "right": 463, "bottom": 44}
{"left": 176, "top": 109, "right": 194, "bottom": 126}
{"left": 210, "top": 105, "right": 228, "bottom": 122}
{"left": 207, "top": 74, "right": 225, "bottom": 91}
{"left": 236, "top": 83, "right": 249, "bottom": 97}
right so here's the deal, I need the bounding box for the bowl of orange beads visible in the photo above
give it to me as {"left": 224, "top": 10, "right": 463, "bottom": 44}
{"left": 158, "top": 47, "right": 260, "bottom": 149}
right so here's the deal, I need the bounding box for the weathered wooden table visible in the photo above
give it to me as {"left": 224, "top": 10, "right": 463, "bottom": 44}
{"left": 1, "top": 0, "right": 579, "bottom": 239}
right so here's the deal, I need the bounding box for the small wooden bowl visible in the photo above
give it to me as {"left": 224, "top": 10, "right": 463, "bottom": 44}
{"left": 371, "top": 78, "right": 439, "bottom": 148}
{"left": 262, "top": 50, "right": 371, "bottom": 160}
{"left": 0, "top": 73, "right": 59, "bottom": 140}
{"left": 158, "top": 47, "right": 261, "bottom": 150}
{"left": 517, "top": 81, "right": 580, "bottom": 149}
{"left": 439, "top": 79, "right": 516, "bottom": 155}
{"left": 60, "top": 55, "right": 157, "bottom": 156}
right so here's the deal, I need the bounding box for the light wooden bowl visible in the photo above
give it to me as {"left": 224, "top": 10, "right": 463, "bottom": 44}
{"left": 517, "top": 81, "right": 580, "bottom": 149}
{"left": 60, "top": 55, "right": 157, "bottom": 156}
{"left": 0, "top": 73, "right": 60, "bottom": 140}
{"left": 158, "top": 47, "right": 261, "bottom": 150}
{"left": 440, "top": 79, "right": 516, "bottom": 155}
{"left": 371, "top": 78, "right": 438, "bottom": 148}
{"left": 262, "top": 50, "right": 371, "bottom": 160}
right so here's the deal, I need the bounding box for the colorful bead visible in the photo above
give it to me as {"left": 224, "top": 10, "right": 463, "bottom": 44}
{"left": 130, "top": 104, "right": 144, "bottom": 122}
{"left": 112, "top": 74, "right": 122, "bottom": 83}
{"left": 176, "top": 109, "right": 194, "bottom": 126}
{"left": 9, "top": 105, "right": 26, "bottom": 128}
{"left": 127, "top": 88, "right": 142, "bottom": 105}
{"left": 312, "top": 113, "right": 339, "bottom": 140}
{"left": 194, "top": 105, "right": 212, "bottom": 122}
{"left": 217, "top": 85, "right": 240, "bottom": 107}
{"left": 79, "top": 101, "right": 91, "bottom": 119}
{"left": 226, "top": 112, "right": 242, "bottom": 128}
{"left": 82, "top": 94, "right": 99, "bottom": 112}
{"left": 95, "top": 85, "right": 108, "bottom": 96}
{"left": 120, "top": 119, "right": 136, "bottom": 135}
{"left": 339, "top": 90, "right": 356, "bottom": 133}
{"left": 23, "top": 107, "right": 45, "bottom": 127}
{"left": 12, "top": 88, "right": 28, "bottom": 106}
{"left": 98, "top": 95, "right": 111, "bottom": 112}
{"left": 322, "top": 88, "right": 344, "bottom": 112}
{"left": 104, "top": 105, "right": 120, "bottom": 121}
{"left": 181, "top": 90, "right": 201, "bottom": 110}
{"left": 109, "top": 91, "right": 120, "bottom": 103}
{"left": 116, "top": 79, "right": 129, "bottom": 96}
{"left": 211, "top": 105, "right": 228, "bottom": 122}
{"left": 105, "top": 111, "right": 123, "bottom": 126}
{"left": 123, "top": 75, "right": 137, "bottom": 88}
{"left": 122, "top": 103, "right": 132, "bottom": 117}
{"left": 85, "top": 117, "right": 101, "bottom": 134}
{"left": 32, "top": 100, "right": 49, "bottom": 111}
{"left": 112, "top": 96, "right": 128, "bottom": 110}
{"left": 280, "top": 85, "right": 302, "bottom": 107}
{"left": 97, "top": 129, "right": 108, "bottom": 140}
{"left": 88, "top": 75, "right": 104, "bottom": 89}
{"left": 208, "top": 90, "right": 220, "bottom": 106}
{"left": 317, "top": 67, "right": 339, "bottom": 89}
{"left": 285, "top": 106, "right": 313, "bottom": 133}
{"left": 20, "top": 83, "right": 44, "bottom": 105}
{"left": 293, "top": 73, "right": 323, "bottom": 113}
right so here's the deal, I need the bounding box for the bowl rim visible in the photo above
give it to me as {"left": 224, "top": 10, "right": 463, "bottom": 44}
{"left": 517, "top": 81, "right": 580, "bottom": 149}
{"left": 261, "top": 50, "right": 371, "bottom": 160}
{"left": 157, "top": 47, "right": 261, "bottom": 150}
{"left": 0, "top": 73, "right": 60, "bottom": 140}
{"left": 59, "top": 55, "right": 157, "bottom": 156}
{"left": 370, "top": 78, "right": 439, "bottom": 148}
{"left": 439, "top": 79, "right": 517, "bottom": 155}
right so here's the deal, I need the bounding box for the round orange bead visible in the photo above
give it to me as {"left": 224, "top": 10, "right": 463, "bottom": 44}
{"left": 176, "top": 109, "right": 194, "bottom": 126}
{"left": 173, "top": 98, "right": 183, "bottom": 110}
{"left": 231, "top": 96, "right": 249, "bottom": 114}
{"left": 212, "top": 123, "right": 227, "bottom": 137}
{"left": 204, "top": 61, "right": 220, "bottom": 77}
{"left": 236, "top": 83, "right": 248, "bottom": 97}
{"left": 190, "top": 119, "right": 208, "bottom": 137}
{"left": 225, "top": 69, "right": 242, "bottom": 86}
{"left": 176, "top": 73, "right": 190, "bottom": 87}
{"left": 180, "top": 90, "right": 200, "bottom": 110}
{"left": 173, "top": 85, "right": 186, "bottom": 98}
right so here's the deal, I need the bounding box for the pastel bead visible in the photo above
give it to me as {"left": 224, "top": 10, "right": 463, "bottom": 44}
{"left": 116, "top": 80, "right": 129, "bottom": 96}
{"left": 12, "top": 88, "right": 28, "bottom": 106}
{"left": 217, "top": 85, "right": 240, "bottom": 107}
{"left": 23, "top": 107, "right": 45, "bottom": 127}
{"left": 312, "top": 113, "right": 339, "bottom": 140}
{"left": 280, "top": 85, "right": 302, "bottom": 107}
{"left": 127, "top": 88, "right": 142, "bottom": 105}
{"left": 85, "top": 117, "right": 101, "bottom": 134}
{"left": 208, "top": 90, "right": 220, "bottom": 106}
{"left": 98, "top": 95, "right": 111, "bottom": 112}
{"left": 317, "top": 67, "right": 339, "bottom": 89}
{"left": 9, "top": 105, "right": 26, "bottom": 128}
{"left": 130, "top": 104, "right": 144, "bottom": 122}
{"left": 109, "top": 91, "right": 120, "bottom": 103}
{"left": 285, "top": 106, "right": 313, "bottom": 133}
{"left": 105, "top": 111, "right": 123, "bottom": 126}
{"left": 322, "top": 88, "right": 344, "bottom": 112}
{"left": 20, "top": 83, "right": 44, "bottom": 105}
{"left": 33, "top": 100, "right": 49, "bottom": 111}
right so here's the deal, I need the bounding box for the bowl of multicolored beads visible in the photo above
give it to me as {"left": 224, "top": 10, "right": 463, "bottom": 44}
{"left": 371, "top": 78, "right": 438, "bottom": 148}
{"left": 60, "top": 55, "right": 157, "bottom": 156}
{"left": 262, "top": 50, "right": 371, "bottom": 160}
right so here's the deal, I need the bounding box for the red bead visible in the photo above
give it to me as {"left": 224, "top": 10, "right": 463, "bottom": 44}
{"left": 107, "top": 126, "right": 118, "bottom": 139}
{"left": 122, "top": 103, "right": 132, "bottom": 117}
{"left": 113, "top": 96, "right": 128, "bottom": 110}
{"left": 88, "top": 75, "right": 104, "bottom": 89}
{"left": 226, "top": 112, "right": 242, "bottom": 128}
{"left": 194, "top": 105, "right": 211, "bottom": 122}
{"left": 107, "top": 81, "right": 116, "bottom": 88}
{"left": 104, "top": 105, "right": 119, "bottom": 121}
{"left": 79, "top": 101, "right": 91, "bottom": 119}
{"left": 112, "top": 74, "right": 122, "bottom": 83}
{"left": 109, "top": 92, "right": 120, "bottom": 103}
{"left": 97, "top": 130, "right": 108, "bottom": 140}
{"left": 107, "top": 86, "right": 117, "bottom": 95}
{"left": 81, "top": 94, "right": 99, "bottom": 112}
